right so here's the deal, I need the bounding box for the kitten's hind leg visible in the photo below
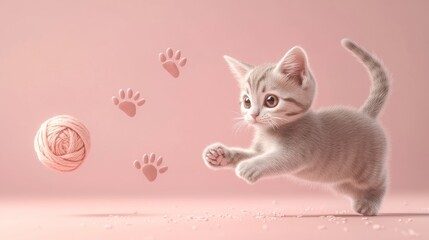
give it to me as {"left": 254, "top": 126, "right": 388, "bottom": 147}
{"left": 334, "top": 181, "right": 386, "bottom": 216}
{"left": 354, "top": 182, "right": 386, "bottom": 216}
{"left": 203, "top": 143, "right": 257, "bottom": 169}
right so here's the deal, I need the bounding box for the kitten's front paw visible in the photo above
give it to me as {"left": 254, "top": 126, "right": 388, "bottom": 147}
{"left": 203, "top": 143, "right": 232, "bottom": 168}
{"left": 235, "top": 161, "right": 262, "bottom": 184}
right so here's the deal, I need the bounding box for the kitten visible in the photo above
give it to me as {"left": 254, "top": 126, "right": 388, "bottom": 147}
{"left": 202, "top": 39, "right": 389, "bottom": 216}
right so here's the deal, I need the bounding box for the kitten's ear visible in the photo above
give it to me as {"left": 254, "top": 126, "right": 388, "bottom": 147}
{"left": 274, "top": 46, "right": 309, "bottom": 85}
{"left": 224, "top": 55, "right": 253, "bottom": 81}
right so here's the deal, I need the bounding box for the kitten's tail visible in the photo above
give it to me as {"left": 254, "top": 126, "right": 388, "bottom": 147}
{"left": 341, "top": 39, "right": 390, "bottom": 119}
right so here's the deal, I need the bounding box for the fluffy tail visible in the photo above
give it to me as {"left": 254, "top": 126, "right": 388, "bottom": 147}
{"left": 341, "top": 39, "right": 390, "bottom": 118}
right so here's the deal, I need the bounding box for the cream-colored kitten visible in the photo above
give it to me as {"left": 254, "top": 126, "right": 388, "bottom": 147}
{"left": 203, "top": 39, "right": 389, "bottom": 216}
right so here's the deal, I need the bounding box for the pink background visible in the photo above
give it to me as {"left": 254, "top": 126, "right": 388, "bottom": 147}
{"left": 1, "top": 0, "right": 428, "bottom": 198}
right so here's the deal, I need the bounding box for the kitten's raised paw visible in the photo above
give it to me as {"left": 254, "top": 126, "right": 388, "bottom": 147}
{"left": 236, "top": 161, "right": 261, "bottom": 184}
{"left": 203, "top": 144, "right": 231, "bottom": 168}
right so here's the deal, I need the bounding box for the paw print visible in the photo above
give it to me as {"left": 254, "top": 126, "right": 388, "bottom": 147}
{"left": 159, "top": 48, "right": 187, "bottom": 78}
{"left": 235, "top": 161, "right": 261, "bottom": 184}
{"left": 134, "top": 153, "right": 168, "bottom": 182}
{"left": 112, "top": 88, "right": 146, "bottom": 117}
{"left": 203, "top": 144, "right": 231, "bottom": 168}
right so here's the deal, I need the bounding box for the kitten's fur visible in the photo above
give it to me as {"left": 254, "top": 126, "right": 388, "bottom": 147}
{"left": 203, "top": 39, "right": 389, "bottom": 216}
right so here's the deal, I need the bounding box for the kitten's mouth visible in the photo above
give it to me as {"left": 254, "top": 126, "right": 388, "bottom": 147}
{"left": 249, "top": 119, "right": 280, "bottom": 128}
{"left": 249, "top": 119, "right": 263, "bottom": 125}
{"left": 249, "top": 119, "right": 259, "bottom": 124}
{"left": 248, "top": 118, "right": 271, "bottom": 126}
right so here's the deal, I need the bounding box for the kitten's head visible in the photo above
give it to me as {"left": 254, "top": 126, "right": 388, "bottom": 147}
{"left": 224, "top": 46, "right": 315, "bottom": 129}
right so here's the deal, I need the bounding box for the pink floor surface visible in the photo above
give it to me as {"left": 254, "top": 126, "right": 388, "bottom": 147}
{"left": 1, "top": 194, "right": 428, "bottom": 240}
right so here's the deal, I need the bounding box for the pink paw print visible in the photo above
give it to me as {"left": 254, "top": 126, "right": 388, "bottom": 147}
{"left": 112, "top": 88, "right": 145, "bottom": 117}
{"left": 134, "top": 153, "right": 168, "bottom": 182}
{"left": 159, "top": 48, "right": 187, "bottom": 78}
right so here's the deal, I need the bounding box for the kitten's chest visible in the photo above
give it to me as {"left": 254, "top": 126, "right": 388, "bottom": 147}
{"left": 253, "top": 133, "right": 280, "bottom": 152}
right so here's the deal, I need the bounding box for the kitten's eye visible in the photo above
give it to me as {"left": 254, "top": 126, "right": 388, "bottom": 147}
{"left": 242, "top": 95, "right": 251, "bottom": 109}
{"left": 264, "top": 95, "right": 279, "bottom": 108}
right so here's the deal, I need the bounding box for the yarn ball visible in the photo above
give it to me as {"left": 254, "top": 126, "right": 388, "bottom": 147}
{"left": 34, "top": 115, "right": 91, "bottom": 172}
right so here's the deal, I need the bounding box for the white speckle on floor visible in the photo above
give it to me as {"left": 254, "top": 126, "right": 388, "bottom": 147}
{"left": 104, "top": 224, "right": 113, "bottom": 229}
{"left": 317, "top": 225, "right": 326, "bottom": 230}
{"left": 372, "top": 224, "right": 381, "bottom": 230}
{"left": 408, "top": 229, "right": 421, "bottom": 237}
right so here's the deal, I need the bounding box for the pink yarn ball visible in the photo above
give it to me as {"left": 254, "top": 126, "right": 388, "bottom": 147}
{"left": 34, "top": 115, "right": 91, "bottom": 172}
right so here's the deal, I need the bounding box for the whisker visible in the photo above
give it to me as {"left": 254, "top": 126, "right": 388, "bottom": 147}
{"left": 273, "top": 120, "right": 280, "bottom": 129}
{"left": 232, "top": 120, "right": 243, "bottom": 129}
{"left": 232, "top": 119, "right": 247, "bottom": 135}
{"left": 270, "top": 116, "right": 286, "bottom": 120}
{"left": 269, "top": 118, "right": 279, "bottom": 130}
{"left": 270, "top": 116, "right": 289, "bottom": 124}
{"left": 269, "top": 119, "right": 276, "bottom": 130}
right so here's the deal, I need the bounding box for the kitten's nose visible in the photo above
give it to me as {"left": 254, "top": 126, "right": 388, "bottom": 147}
{"left": 250, "top": 112, "right": 259, "bottom": 120}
